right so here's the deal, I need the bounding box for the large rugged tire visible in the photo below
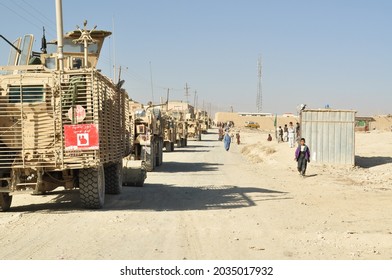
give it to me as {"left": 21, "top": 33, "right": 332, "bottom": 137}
{"left": 157, "top": 139, "right": 163, "bottom": 166}
{"left": 136, "top": 161, "right": 147, "bottom": 186}
{"left": 143, "top": 145, "right": 155, "bottom": 172}
{"left": 165, "top": 141, "right": 172, "bottom": 152}
{"left": 0, "top": 193, "right": 12, "bottom": 212}
{"left": 104, "top": 162, "right": 122, "bottom": 194}
{"left": 155, "top": 141, "right": 160, "bottom": 167}
{"left": 79, "top": 166, "right": 105, "bottom": 209}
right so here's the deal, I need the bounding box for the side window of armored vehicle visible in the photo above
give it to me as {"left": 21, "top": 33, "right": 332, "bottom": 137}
{"left": 87, "top": 43, "right": 99, "bottom": 54}
{"left": 62, "top": 39, "right": 98, "bottom": 54}
{"left": 63, "top": 39, "right": 83, "bottom": 53}
{"left": 72, "top": 58, "right": 82, "bottom": 69}
{"left": 45, "top": 57, "right": 56, "bottom": 69}
{"left": 47, "top": 43, "right": 57, "bottom": 54}
{"left": 9, "top": 85, "right": 45, "bottom": 103}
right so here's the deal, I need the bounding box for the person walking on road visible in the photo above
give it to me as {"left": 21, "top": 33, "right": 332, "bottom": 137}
{"left": 236, "top": 131, "right": 241, "bottom": 145}
{"left": 288, "top": 122, "right": 296, "bottom": 148}
{"left": 278, "top": 126, "right": 283, "bottom": 142}
{"left": 283, "top": 124, "right": 288, "bottom": 142}
{"left": 295, "top": 138, "right": 311, "bottom": 176}
{"left": 223, "top": 131, "right": 231, "bottom": 151}
{"left": 218, "top": 127, "right": 224, "bottom": 141}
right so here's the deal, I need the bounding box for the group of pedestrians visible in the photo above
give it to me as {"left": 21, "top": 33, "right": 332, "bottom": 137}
{"left": 217, "top": 121, "right": 240, "bottom": 151}
{"left": 220, "top": 119, "right": 310, "bottom": 177}
{"left": 277, "top": 122, "right": 300, "bottom": 148}
{"left": 276, "top": 121, "right": 310, "bottom": 176}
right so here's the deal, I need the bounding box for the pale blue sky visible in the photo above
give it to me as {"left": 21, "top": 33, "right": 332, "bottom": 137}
{"left": 1, "top": 0, "right": 391, "bottom": 115}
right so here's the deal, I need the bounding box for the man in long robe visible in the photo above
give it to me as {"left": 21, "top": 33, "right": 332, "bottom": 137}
{"left": 223, "top": 132, "right": 231, "bottom": 151}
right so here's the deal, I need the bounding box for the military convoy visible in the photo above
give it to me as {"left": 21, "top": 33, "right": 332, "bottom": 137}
{"left": 0, "top": 8, "right": 211, "bottom": 211}
{"left": 0, "top": 21, "right": 147, "bottom": 211}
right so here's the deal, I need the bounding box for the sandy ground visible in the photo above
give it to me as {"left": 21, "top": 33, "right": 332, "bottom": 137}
{"left": 0, "top": 128, "right": 391, "bottom": 260}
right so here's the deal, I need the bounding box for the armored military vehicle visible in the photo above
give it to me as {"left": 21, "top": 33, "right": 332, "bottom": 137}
{"left": 128, "top": 101, "right": 164, "bottom": 172}
{"left": 0, "top": 21, "right": 145, "bottom": 211}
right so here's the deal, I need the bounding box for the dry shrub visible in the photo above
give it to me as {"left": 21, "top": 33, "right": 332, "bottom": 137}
{"left": 240, "top": 142, "right": 276, "bottom": 164}
{"left": 262, "top": 146, "right": 276, "bottom": 155}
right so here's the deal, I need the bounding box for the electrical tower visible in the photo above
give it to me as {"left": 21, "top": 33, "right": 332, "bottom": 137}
{"left": 256, "top": 56, "right": 262, "bottom": 113}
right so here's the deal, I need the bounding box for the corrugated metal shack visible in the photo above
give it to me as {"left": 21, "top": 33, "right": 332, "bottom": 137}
{"left": 300, "top": 109, "right": 356, "bottom": 165}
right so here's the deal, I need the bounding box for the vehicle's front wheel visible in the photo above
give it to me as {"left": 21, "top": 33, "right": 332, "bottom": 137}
{"left": 0, "top": 193, "right": 12, "bottom": 212}
{"left": 143, "top": 144, "right": 155, "bottom": 172}
{"left": 157, "top": 139, "right": 163, "bottom": 166}
{"left": 165, "top": 141, "right": 172, "bottom": 152}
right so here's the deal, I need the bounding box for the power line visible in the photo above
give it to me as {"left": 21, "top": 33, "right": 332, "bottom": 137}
{"left": 21, "top": 0, "right": 56, "bottom": 27}
{"left": 0, "top": 1, "right": 56, "bottom": 38}
{"left": 15, "top": 0, "right": 57, "bottom": 35}
{"left": 0, "top": 2, "right": 44, "bottom": 33}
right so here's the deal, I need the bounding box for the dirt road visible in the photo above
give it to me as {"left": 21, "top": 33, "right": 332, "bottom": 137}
{"left": 0, "top": 129, "right": 391, "bottom": 260}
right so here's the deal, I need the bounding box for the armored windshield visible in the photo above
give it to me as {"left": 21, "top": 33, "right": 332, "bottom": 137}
{"left": 47, "top": 39, "right": 99, "bottom": 54}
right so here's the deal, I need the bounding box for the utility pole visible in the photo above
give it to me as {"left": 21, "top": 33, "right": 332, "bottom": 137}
{"left": 166, "top": 88, "right": 170, "bottom": 112}
{"left": 149, "top": 61, "right": 154, "bottom": 103}
{"left": 257, "top": 55, "right": 262, "bottom": 113}
{"left": 193, "top": 90, "right": 197, "bottom": 111}
{"left": 184, "top": 83, "right": 190, "bottom": 104}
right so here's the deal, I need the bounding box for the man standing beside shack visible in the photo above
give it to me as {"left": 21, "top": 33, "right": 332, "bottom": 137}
{"left": 288, "top": 122, "right": 296, "bottom": 148}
